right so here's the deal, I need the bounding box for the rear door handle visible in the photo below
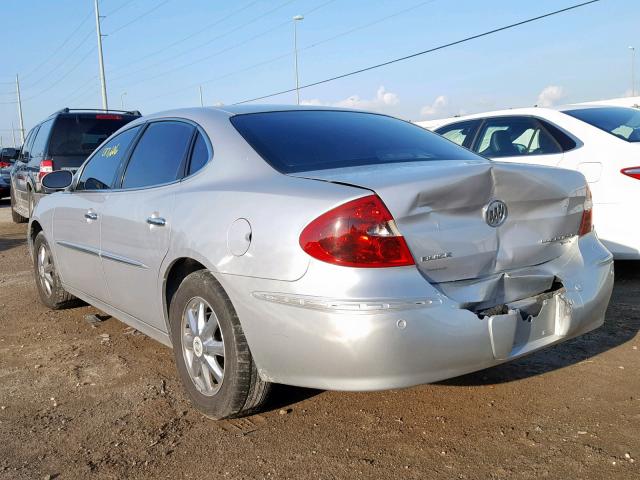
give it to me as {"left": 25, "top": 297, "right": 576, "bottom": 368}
{"left": 84, "top": 211, "right": 98, "bottom": 220}
{"left": 146, "top": 216, "right": 166, "bottom": 227}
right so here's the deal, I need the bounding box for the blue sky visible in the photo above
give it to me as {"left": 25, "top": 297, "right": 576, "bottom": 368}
{"left": 0, "top": 0, "right": 638, "bottom": 143}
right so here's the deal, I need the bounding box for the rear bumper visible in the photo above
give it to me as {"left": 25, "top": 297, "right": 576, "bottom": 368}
{"left": 221, "top": 232, "right": 614, "bottom": 391}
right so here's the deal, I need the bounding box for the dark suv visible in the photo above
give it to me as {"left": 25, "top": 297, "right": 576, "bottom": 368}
{"left": 10, "top": 108, "right": 141, "bottom": 223}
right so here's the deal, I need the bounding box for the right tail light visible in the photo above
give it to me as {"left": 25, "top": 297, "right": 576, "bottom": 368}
{"left": 578, "top": 185, "right": 593, "bottom": 236}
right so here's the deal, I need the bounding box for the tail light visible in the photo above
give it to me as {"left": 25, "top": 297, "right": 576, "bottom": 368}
{"left": 95, "top": 114, "right": 122, "bottom": 120}
{"left": 578, "top": 185, "right": 593, "bottom": 236}
{"left": 621, "top": 167, "right": 640, "bottom": 180}
{"left": 38, "top": 159, "right": 53, "bottom": 181}
{"left": 0, "top": 161, "right": 10, "bottom": 168}
{"left": 299, "top": 195, "right": 415, "bottom": 268}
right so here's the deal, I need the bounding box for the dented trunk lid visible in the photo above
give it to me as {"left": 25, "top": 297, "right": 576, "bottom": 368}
{"left": 292, "top": 160, "right": 588, "bottom": 283}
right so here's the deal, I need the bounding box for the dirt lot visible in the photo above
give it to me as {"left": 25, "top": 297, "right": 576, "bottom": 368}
{"left": 0, "top": 200, "right": 638, "bottom": 480}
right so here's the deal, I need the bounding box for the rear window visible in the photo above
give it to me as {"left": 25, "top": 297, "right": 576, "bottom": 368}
{"left": 563, "top": 107, "right": 640, "bottom": 142}
{"left": 49, "top": 114, "right": 138, "bottom": 156}
{"left": 231, "top": 110, "right": 481, "bottom": 174}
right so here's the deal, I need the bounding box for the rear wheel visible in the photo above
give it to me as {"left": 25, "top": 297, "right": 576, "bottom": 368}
{"left": 10, "top": 191, "right": 27, "bottom": 223}
{"left": 169, "top": 270, "right": 270, "bottom": 419}
{"left": 33, "top": 232, "right": 76, "bottom": 309}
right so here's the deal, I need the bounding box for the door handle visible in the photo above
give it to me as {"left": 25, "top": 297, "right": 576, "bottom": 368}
{"left": 84, "top": 211, "right": 98, "bottom": 220}
{"left": 146, "top": 216, "right": 166, "bottom": 227}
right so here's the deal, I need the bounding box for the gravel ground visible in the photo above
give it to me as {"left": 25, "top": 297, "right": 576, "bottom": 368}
{"left": 0, "top": 199, "right": 638, "bottom": 480}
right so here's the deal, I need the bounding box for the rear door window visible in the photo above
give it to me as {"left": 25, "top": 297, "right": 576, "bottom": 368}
{"left": 231, "top": 111, "right": 481, "bottom": 174}
{"left": 187, "top": 131, "right": 211, "bottom": 176}
{"left": 20, "top": 128, "right": 37, "bottom": 161}
{"left": 121, "top": 121, "right": 194, "bottom": 189}
{"left": 77, "top": 126, "right": 141, "bottom": 191}
{"left": 49, "top": 114, "right": 138, "bottom": 156}
{"left": 30, "top": 119, "right": 54, "bottom": 162}
{"left": 435, "top": 120, "right": 481, "bottom": 148}
{"left": 474, "top": 117, "right": 561, "bottom": 157}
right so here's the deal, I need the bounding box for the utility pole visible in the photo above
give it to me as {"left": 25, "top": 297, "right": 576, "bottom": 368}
{"left": 293, "top": 15, "right": 304, "bottom": 105}
{"left": 630, "top": 46, "right": 636, "bottom": 97}
{"left": 11, "top": 122, "right": 17, "bottom": 147}
{"left": 15, "top": 74, "right": 25, "bottom": 144}
{"left": 199, "top": 85, "right": 204, "bottom": 107}
{"left": 94, "top": 0, "right": 108, "bottom": 110}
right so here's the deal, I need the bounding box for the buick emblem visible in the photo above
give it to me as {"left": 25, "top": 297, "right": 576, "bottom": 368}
{"left": 484, "top": 200, "right": 508, "bottom": 227}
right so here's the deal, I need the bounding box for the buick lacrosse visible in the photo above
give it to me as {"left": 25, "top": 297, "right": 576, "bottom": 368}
{"left": 31, "top": 106, "right": 613, "bottom": 418}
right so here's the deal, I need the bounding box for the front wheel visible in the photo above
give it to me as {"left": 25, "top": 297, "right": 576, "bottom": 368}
{"left": 169, "top": 270, "right": 270, "bottom": 419}
{"left": 33, "top": 232, "right": 76, "bottom": 309}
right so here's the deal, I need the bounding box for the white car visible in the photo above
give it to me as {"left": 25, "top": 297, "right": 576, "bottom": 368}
{"left": 427, "top": 106, "right": 640, "bottom": 259}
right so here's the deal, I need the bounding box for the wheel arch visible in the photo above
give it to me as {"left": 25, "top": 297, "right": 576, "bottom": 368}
{"left": 28, "top": 219, "right": 43, "bottom": 260}
{"left": 162, "top": 257, "right": 208, "bottom": 336}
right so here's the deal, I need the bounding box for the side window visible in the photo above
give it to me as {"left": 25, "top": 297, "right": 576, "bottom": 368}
{"left": 435, "top": 120, "right": 480, "bottom": 148}
{"left": 538, "top": 119, "right": 577, "bottom": 152}
{"left": 77, "top": 126, "right": 141, "bottom": 191}
{"left": 30, "top": 119, "right": 55, "bottom": 160}
{"left": 187, "top": 131, "right": 211, "bottom": 176}
{"left": 21, "top": 127, "right": 38, "bottom": 160}
{"left": 476, "top": 117, "right": 561, "bottom": 158}
{"left": 122, "top": 121, "right": 194, "bottom": 189}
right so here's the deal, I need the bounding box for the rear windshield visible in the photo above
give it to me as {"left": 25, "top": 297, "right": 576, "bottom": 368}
{"left": 564, "top": 107, "right": 640, "bottom": 142}
{"left": 231, "top": 110, "right": 481, "bottom": 173}
{"left": 49, "top": 114, "right": 138, "bottom": 156}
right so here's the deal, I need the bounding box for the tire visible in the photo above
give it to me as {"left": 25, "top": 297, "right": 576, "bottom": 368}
{"left": 169, "top": 270, "right": 271, "bottom": 419}
{"left": 10, "top": 191, "right": 27, "bottom": 224}
{"left": 33, "top": 232, "right": 76, "bottom": 309}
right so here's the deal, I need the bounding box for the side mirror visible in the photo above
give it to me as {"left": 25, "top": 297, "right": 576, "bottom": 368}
{"left": 42, "top": 170, "right": 73, "bottom": 191}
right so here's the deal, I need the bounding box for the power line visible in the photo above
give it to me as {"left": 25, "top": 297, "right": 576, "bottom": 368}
{"left": 233, "top": 0, "right": 602, "bottom": 105}
{"left": 20, "top": 10, "right": 93, "bottom": 82}
{"left": 110, "top": 0, "right": 298, "bottom": 84}
{"left": 106, "top": 0, "right": 262, "bottom": 75}
{"left": 136, "top": 0, "right": 436, "bottom": 102}
{"left": 107, "top": 0, "right": 172, "bottom": 35}
{"left": 104, "top": 0, "right": 141, "bottom": 17}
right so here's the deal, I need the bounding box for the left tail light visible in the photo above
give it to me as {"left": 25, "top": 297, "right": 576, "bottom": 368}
{"left": 621, "top": 166, "right": 640, "bottom": 180}
{"left": 0, "top": 161, "right": 10, "bottom": 168}
{"left": 38, "top": 159, "right": 53, "bottom": 180}
{"left": 578, "top": 185, "right": 593, "bottom": 236}
{"left": 299, "top": 195, "right": 415, "bottom": 268}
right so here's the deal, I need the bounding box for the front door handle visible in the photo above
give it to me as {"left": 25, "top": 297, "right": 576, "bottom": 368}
{"left": 84, "top": 211, "right": 98, "bottom": 221}
{"left": 146, "top": 216, "right": 166, "bottom": 227}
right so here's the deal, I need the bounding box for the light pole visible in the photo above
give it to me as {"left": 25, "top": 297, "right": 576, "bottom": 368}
{"left": 94, "top": 0, "right": 108, "bottom": 109}
{"left": 120, "top": 92, "right": 127, "bottom": 109}
{"left": 629, "top": 46, "right": 636, "bottom": 97}
{"left": 199, "top": 85, "right": 204, "bottom": 107}
{"left": 293, "top": 15, "right": 304, "bottom": 105}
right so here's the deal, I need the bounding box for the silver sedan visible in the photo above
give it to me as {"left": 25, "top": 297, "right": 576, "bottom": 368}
{"left": 31, "top": 106, "right": 614, "bottom": 419}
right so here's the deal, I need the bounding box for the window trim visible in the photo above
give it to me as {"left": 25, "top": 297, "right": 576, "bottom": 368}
{"left": 471, "top": 115, "right": 564, "bottom": 157}
{"left": 115, "top": 118, "right": 197, "bottom": 191}
{"left": 181, "top": 125, "right": 213, "bottom": 181}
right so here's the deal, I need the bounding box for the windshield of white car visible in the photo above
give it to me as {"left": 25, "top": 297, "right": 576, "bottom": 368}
{"left": 564, "top": 107, "right": 640, "bottom": 142}
{"left": 231, "top": 110, "right": 483, "bottom": 173}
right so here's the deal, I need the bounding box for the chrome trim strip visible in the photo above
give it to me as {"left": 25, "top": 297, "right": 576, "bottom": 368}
{"left": 56, "top": 240, "right": 147, "bottom": 269}
{"left": 252, "top": 292, "right": 442, "bottom": 313}
{"left": 100, "top": 250, "right": 148, "bottom": 269}
{"left": 56, "top": 240, "right": 100, "bottom": 257}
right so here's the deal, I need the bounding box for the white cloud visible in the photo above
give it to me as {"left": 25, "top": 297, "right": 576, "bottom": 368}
{"left": 301, "top": 86, "right": 399, "bottom": 111}
{"left": 420, "top": 95, "right": 448, "bottom": 118}
{"left": 536, "top": 85, "right": 565, "bottom": 107}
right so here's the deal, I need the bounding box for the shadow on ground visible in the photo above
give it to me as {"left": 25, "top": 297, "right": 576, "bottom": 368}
{"left": 442, "top": 260, "right": 639, "bottom": 386}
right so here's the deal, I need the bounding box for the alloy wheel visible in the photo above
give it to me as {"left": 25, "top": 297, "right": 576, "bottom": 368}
{"left": 37, "top": 244, "right": 54, "bottom": 297}
{"left": 181, "top": 297, "right": 225, "bottom": 396}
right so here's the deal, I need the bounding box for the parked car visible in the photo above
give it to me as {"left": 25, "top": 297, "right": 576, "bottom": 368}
{"left": 31, "top": 106, "right": 613, "bottom": 419}
{"left": 431, "top": 105, "right": 640, "bottom": 259}
{"left": 0, "top": 147, "right": 19, "bottom": 199}
{"left": 10, "top": 108, "right": 141, "bottom": 223}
